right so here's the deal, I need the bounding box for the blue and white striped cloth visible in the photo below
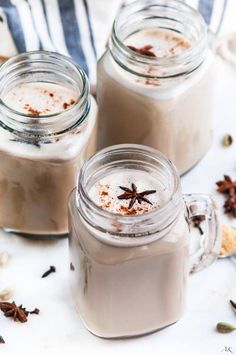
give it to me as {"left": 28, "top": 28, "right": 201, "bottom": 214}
{"left": 0, "top": 0, "right": 235, "bottom": 87}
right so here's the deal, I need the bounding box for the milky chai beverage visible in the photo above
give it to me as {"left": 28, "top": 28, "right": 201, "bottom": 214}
{"left": 68, "top": 145, "right": 220, "bottom": 338}
{"left": 97, "top": 0, "right": 215, "bottom": 175}
{"left": 0, "top": 52, "right": 97, "bottom": 236}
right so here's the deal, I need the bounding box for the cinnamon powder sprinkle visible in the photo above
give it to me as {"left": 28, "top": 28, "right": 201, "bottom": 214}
{"left": 28, "top": 108, "right": 41, "bottom": 115}
{"left": 127, "top": 45, "right": 156, "bottom": 57}
{"left": 97, "top": 184, "right": 112, "bottom": 210}
{"left": 103, "top": 202, "right": 111, "bottom": 209}
{"left": 63, "top": 99, "right": 75, "bottom": 110}
{"left": 118, "top": 205, "right": 149, "bottom": 216}
{"left": 24, "top": 104, "right": 42, "bottom": 116}
{"left": 43, "top": 89, "right": 54, "bottom": 97}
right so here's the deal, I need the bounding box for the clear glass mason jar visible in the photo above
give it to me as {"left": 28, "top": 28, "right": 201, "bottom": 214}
{"left": 68, "top": 144, "right": 221, "bottom": 338}
{"left": 97, "top": 0, "right": 215, "bottom": 175}
{"left": 0, "top": 51, "right": 97, "bottom": 237}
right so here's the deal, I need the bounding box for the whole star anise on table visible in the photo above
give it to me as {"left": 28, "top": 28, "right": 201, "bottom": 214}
{"left": 0, "top": 301, "right": 39, "bottom": 323}
{"left": 224, "top": 195, "right": 236, "bottom": 218}
{"left": 216, "top": 175, "right": 236, "bottom": 196}
{"left": 216, "top": 175, "right": 236, "bottom": 218}
{"left": 117, "top": 183, "right": 156, "bottom": 209}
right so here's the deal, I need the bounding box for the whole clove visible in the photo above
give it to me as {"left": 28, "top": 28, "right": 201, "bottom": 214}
{"left": 29, "top": 308, "right": 40, "bottom": 315}
{"left": 41, "top": 265, "right": 56, "bottom": 278}
{"left": 230, "top": 299, "right": 236, "bottom": 311}
{"left": 191, "top": 215, "right": 205, "bottom": 235}
{"left": 70, "top": 262, "right": 75, "bottom": 271}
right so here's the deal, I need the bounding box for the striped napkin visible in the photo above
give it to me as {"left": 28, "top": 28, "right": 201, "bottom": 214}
{"left": 0, "top": 0, "right": 235, "bottom": 87}
{"left": 0, "top": 0, "right": 124, "bottom": 88}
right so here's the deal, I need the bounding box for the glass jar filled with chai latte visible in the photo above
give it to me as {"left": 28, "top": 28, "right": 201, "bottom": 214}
{"left": 68, "top": 144, "right": 221, "bottom": 338}
{"left": 0, "top": 51, "right": 97, "bottom": 236}
{"left": 97, "top": 0, "right": 215, "bottom": 175}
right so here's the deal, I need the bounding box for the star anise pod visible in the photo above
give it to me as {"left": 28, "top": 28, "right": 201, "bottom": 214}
{"left": 224, "top": 195, "right": 236, "bottom": 217}
{"left": 117, "top": 183, "right": 156, "bottom": 209}
{"left": 216, "top": 175, "right": 236, "bottom": 196}
{"left": 0, "top": 302, "right": 28, "bottom": 322}
{"left": 0, "top": 301, "right": 39, "bottom": 323}
{"left": 127, "top": 45, "right": 156, "bottom": 57}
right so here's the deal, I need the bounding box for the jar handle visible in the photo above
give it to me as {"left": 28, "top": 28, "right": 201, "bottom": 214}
{"left": 183, "top": 194, "right": 222, "bottom": 274}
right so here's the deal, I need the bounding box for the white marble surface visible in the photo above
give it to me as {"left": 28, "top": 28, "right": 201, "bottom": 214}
{"left": 0, "top": 57, "right": 236, "bottom": 355}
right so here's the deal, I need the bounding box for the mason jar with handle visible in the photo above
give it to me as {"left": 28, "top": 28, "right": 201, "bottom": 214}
{"left": 68, "top": 144, "right": 221, "bottom": 338}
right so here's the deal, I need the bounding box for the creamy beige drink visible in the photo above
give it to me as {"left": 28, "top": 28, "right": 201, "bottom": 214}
{"left": 3, "top": 82, "right": 78, "bottom": 115}
{"left": 125, "top": 28, "right": 192, "bottom": 58}
{"left": 69, "top": 144, "right": 221, "bottom": 338}
{"left": 68, "top": 145, "right": 189, "bottom": 338}
{"left": 0, "top": 52, "right": 97, "bottom": 235}
{"left": 97, "top": 0, "right": 215, "bottom": 175}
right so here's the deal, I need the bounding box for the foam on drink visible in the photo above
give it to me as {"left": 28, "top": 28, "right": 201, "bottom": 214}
{"left": 3, "top": 82, "right": 78, "bottom": 115}
{"left": 89, "top": 170, "right": 169, "bottom": 215}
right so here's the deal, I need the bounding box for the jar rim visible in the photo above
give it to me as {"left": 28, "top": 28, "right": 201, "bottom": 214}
{"left": 109, "top": 0, "right": 207, "bottom": 78}
{"left": 0, "top": 51, "right": 90, "bottom": 138}
{"left": 76, "top": 144, "right": 182, "bottom": 244}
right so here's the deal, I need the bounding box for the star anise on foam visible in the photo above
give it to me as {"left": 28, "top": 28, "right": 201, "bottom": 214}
{"left": 127, "top": 45, "right": 156, "bottom": 57}
{"left": 216, "top": 175, "right": 236, "bottom": 196}
{"left": 0, "top": 302, "right": 39, "bottom": 323}
{"left": 117, "top": 183, "right": 156, "bottom": 209}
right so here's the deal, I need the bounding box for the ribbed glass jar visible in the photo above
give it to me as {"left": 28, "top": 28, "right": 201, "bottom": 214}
{"left": 97, "top": 0, "right": 215, "bottom": 175}
{"left": 68, "top": 144, "right": 220, "bottom": 338}
{"left": 0, "top": 51, "right": 97, "bottom": 236}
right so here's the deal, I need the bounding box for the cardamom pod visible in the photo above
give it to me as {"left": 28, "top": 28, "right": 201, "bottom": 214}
{"left": 216, "top": 322, "right": 236, "bottom": 333}
{"left": 222, "top": 134, "right": 233, "bottom": 147}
